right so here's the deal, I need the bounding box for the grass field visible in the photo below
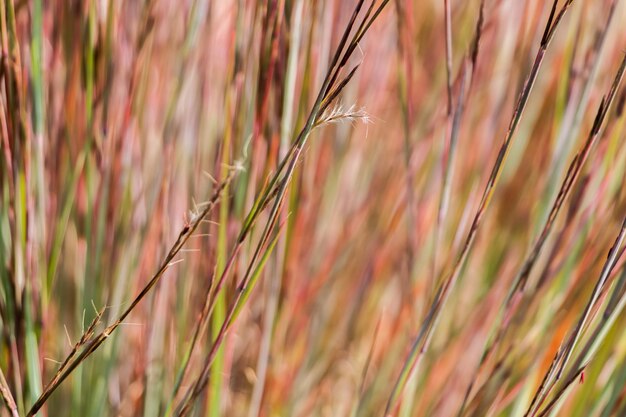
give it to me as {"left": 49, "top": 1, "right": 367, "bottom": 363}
{"left": 1, "top": 0, "right": 626, "bottom": 416}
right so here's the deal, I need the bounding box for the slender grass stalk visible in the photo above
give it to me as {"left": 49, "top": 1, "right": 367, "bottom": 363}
{"left": 525, "top": 215, "right": 626, "bottom": 417}
{"left": 434, "top": 1, "right": 483, "bottom": 301}
{"left": 385, "top": 2, "right": 575, "bottom": 414}
{"left": 25, "top": 171, "right": 236, "bottom": 417}
{"left": 208, "top": 87, "right": 232, "bottom": 417}
{"left": 173, "top": 2, "right": 391, "bottom": 415}
{"left": 458, "top": 46, "right": 626, "bottom": 417}
{"left": 0, "top": 367, "right": 18, "bottom": 417}
{"left": 540, "top": 0, "right": 618, "bottom": 228}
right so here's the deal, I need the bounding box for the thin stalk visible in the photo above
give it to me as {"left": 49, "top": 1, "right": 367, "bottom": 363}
{"left": 385, "top": 1, "right": 575, "bottom": 413}
{"left": 524, "top": 216, "right": 626, "bottom": 417}
{"left": 0, "top": 367, "right": 18, "bottom": 417}
{"left": 457, "top": 15, "right": 625, "bottom": 416}
{"left": 173, "top": 2, "right": 390, "bottom": 414}
{"left": 25, "top": 171, "right": 236, "bottom": 417}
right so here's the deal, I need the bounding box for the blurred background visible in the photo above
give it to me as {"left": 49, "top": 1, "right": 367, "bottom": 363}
{"left": 1, "top": 0, "right": 626, "bottom": 416}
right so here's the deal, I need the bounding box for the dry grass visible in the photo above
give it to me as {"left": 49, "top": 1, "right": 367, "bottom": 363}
{"left": 1, "top": 0, "right": 626, "bottom": 416}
